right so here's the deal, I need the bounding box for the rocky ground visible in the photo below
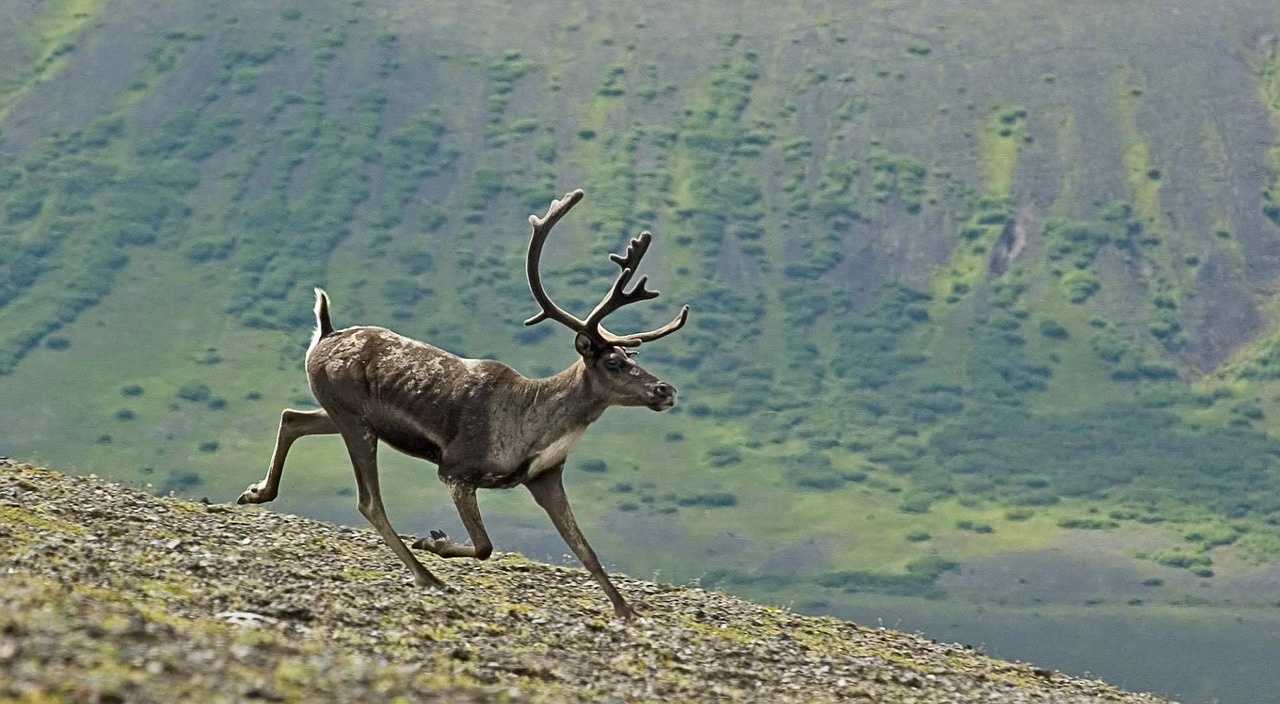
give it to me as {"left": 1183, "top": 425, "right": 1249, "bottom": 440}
{"left": 0, "top": 459, "right": 1172, "bottom": 703}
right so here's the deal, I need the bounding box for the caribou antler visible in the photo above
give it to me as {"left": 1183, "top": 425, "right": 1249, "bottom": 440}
{"left": 525, "top": 189, "right": 589, "bottom": 331}
{"left": 525, "top": 190, "right": 689, "bottom": 348}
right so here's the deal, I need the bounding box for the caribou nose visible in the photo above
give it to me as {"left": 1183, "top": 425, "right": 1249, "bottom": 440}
{"left": 646, "top": 382, "right": 677, "bottom": 411}
{"left": 649, "top": 382, "right": 677, "bottom": 411}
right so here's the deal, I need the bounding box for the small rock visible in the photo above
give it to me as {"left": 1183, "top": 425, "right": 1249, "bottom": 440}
{"left": 215, "top": 611, "right": 278, "bottom": 628}
{"left": 0, "top": 636, "right": 19, "bottom": 661}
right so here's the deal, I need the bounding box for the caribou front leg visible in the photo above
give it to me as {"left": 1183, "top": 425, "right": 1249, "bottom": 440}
{"left": 525, "top": 464, "right": 636, "bottom": 620}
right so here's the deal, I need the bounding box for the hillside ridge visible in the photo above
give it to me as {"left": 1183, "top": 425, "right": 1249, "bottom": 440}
{"left": 0, "top": 459, "right": 1171, "bottom": 703}
{"left": 5, "top": 4, "right": 1280, "bottom": 696}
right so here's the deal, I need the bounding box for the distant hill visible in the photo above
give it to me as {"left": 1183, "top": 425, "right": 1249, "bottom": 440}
{"left": 3, "top": 0, "right": 1280, "bottom": 616}
{"left": 0, "top": 460, "right": 1171, "bottom": 703}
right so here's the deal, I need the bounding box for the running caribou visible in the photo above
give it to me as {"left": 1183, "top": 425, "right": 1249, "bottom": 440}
{"left": 237, "top": 189, "right": 688, "bottom": 620}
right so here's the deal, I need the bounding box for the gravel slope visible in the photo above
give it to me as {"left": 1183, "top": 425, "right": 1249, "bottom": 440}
{"left": 0, "top": 459, "right": 1173, "bottom": 703}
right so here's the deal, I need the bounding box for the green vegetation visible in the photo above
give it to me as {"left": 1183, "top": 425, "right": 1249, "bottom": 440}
{"left": 705, "top": 554, "right": 959, "bottom": 600}
{"left": 3, "top": 0, "right": 1280, "bottom": 617}
{"left": 1262, "top": 42, "right": 1280, "bottom": 226}
{"left": 0, "top": 0, "right": 104, "bottom": 120}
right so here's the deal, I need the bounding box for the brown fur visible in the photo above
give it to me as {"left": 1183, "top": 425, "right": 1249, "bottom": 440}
{"left": 237, "top": 190, "right": 686, "bottom": 620}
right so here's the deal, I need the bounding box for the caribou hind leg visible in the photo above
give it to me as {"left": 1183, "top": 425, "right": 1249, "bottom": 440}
{"left": 238, "top": 408, "right": 337, "bottom": 504}
{"left": 336, "top": 418, "right": 447, "bottom": 590}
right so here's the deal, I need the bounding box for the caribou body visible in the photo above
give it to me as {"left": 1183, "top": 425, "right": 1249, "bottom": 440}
{"left": 237, "top": 189, "right": 687, "bottom": 619}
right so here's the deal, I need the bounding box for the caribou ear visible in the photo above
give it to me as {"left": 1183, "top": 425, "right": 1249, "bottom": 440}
{"left": 574, "top": 332, "right": 598, "bottom": 359}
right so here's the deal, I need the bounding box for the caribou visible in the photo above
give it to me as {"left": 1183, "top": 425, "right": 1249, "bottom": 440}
{"left": 237, "top": 189, "right": 688, "bottom": 619}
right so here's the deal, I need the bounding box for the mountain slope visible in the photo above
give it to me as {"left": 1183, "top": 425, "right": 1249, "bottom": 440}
{"left": 0, "top": 460, "right": 1171, "bottom": 703}
{"left": 3, "top": 0, "right": 1280, "bottom": 618}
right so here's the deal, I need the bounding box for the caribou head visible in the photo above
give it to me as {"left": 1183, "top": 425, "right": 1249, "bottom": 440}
{"left": 524, "top": 188, "right": 688, "bottom": 412}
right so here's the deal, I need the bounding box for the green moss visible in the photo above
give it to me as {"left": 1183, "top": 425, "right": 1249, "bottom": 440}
{"left": 0, "top": 504, "right": 85, "bottom": 540}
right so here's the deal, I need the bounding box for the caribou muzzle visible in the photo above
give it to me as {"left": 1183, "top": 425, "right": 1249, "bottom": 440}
{"left": 647, "top": 381, "right": 677, "bottom": 411}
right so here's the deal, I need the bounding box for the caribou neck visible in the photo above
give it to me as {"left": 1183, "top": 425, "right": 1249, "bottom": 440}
{"left": 522, "top": 360, "right": 609, "bottom": 432}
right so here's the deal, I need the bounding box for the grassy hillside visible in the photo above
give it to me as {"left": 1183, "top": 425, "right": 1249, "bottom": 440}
{"left": 0, "top": 460, "right": 1172, "bottom": 703}
{"left": 4, "top": 0, "right": 1280, "bottom": 617}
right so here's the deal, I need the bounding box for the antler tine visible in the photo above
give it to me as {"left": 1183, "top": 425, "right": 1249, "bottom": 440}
{"left": 585, "top": 230, "right": 688, "bottom": 347}
{"left": 609, "top": 304, "right": 691, "bottom": 345}
{"left": 525, "top": 189, "right": 589, "bottom": 330}
{"left": 609, "top": 231, "right": 653, "bottom": 271}
{"left": 583, "top": 233, "right": 655, "bottom": 334}
{"left": 583, "top": 269, "right": 655, "bottom": 333}
{"left": 599, "top": 304, "right": 690, "bottom": 347}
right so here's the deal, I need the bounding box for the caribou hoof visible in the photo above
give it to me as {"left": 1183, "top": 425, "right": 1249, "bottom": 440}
{"left": 236, "top": 482, "right": 274, "bottom": 504}
{"left": 412, "top": 529, "right": 454, "bottom": 554}
{"left": 413, "top": 571, "right": 452, "bottom": 592}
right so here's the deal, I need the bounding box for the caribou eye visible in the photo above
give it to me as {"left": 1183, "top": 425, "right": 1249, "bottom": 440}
{"left": 604, "top": 356, "right": 624, "bottom": 372}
